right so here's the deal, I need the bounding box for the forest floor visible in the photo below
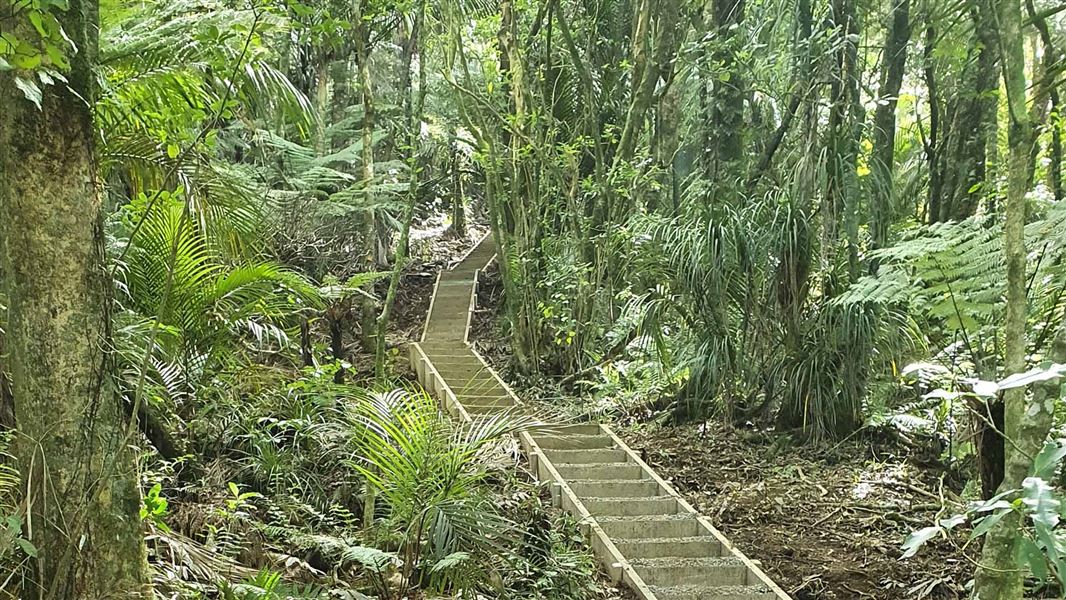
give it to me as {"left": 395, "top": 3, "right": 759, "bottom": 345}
{"left": 465, "top": 262, "right": 980, "bottom": 600}
{"left": 618, "top": 425, "right": 972, "bottom": 600}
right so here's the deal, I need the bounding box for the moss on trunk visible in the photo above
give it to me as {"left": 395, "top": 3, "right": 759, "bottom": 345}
{"left": 0, "top": 1, "right": 149, "bottom": 597}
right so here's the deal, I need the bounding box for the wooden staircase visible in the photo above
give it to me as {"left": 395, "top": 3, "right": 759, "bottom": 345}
{"left": 408, "top": 234, "right": 792, "bottom": 600}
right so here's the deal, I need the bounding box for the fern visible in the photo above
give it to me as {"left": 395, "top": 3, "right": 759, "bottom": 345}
{"left": 837, "top": 204, "right": 1066, "bottom": 344}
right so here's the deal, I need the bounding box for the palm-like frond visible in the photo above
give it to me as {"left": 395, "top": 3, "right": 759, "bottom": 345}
{"left": 116, "top": 195, "right": 322, "bottom": 371}
{"left": 98, "top": 0, "right": 312, "bottom": 137}
{"left": 98, "top": 0, "right": 314, "bottom": 264}
{"left": 345, "top": 389, "right": 537, "bottom": 590}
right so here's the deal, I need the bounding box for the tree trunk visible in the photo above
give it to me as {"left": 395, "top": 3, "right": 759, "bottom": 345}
{"left": 355, "top": 1, "right": 380, "bottom": 353}
{"left": 870, "top": 0, "right": 912, "bottom": 250}
{"left": 973, "top": 0, "right": 1040, "bottom": 594}
{"left": 328, "top": 305, "right": 346, "bottom": 383}
{"left": 314, "top": 62, "right": 331, "bottom": 157}
{"left": 451, "top": 149, "right": 468, "bottom": 238}
{"left": 1025, "top": 0, "right": 1062, "bottom": 197}
{"left": 937, "top": 0, "right": 997, "bottom": 221}
{"left": 0, "top": 275, "right": 13, "bottom": 430}
{"left": 825, "top": 0, "right": 863, "bottom": 285}
{"left": 746, "top": 0, "right": 814, "bottom": 191}
{"left": 376, "top": 0, "right": 426, "bottom": 378}
{"left": 704, "top": 0, "right": 747, "bottom": 183}
{"left": 0, "top": 2, "right": 149, "bottom": 598}
{"left": 0, "top": 326, "right": 14, "bottom": 431}
{"left": 923, "top": 9, "right": 943, "bottom": 223}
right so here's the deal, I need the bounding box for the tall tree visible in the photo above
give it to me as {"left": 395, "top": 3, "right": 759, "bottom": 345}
{"left": 376, "top": 0, "right": 427, "bottom": 376}
{"left": 355, "top": 0, "right": 382, "bottom": 353}
{"left": 0, "top": 1, "right": 149, "bottom": 597}
{"left": 973, "top": 0, "right": 1043, "bottom": 595}
{"left": 870, "top": 0, "right": 912, "bottom": 250}
{"left": 936, "top": 0, "right": 998, "bottom": 221}
{"left": 825, "top": 0, "right": 864, "bottom": 283}
{"left": 703, "top": 0, "right": 747, "bottom": 184}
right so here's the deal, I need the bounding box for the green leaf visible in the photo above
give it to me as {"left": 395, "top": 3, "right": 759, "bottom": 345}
{"left": 16, "top": 538, "right": 37, "bottom": 558}
{"left": 972, "top": 379, "right": 998, "bottom": 397}
{"left": 167, "top": 143, "right": 180, "bottom": 159}
{"left": 339, "top": 544, "right": 398, "bottom": 573}
{"left": 939, "top": 514, "right": 967, "bottom": 530}
{"left": 1032, "top": 440, "right": 1066, "bottom": 480}
{"left": 44, "top": 42, "right": 68, "bottom": 70}
{"left": 1018, "top": 537, "right": 1049, "bottom": 581}
{"left": 28, "top": 11, "right": 47, "bottom": 36}
{"left": 0, "top": 32, "right": 18, "bottom": 53}
{"left": 10, "top": 44, "right": 42, "bottom": 70}
{"left": 14, "top": 77, "right": 42, "bottom": 110}
{"left": 901, "top": 526, "right": 940, "bottom": 558}
{"left": 972, "top": 508, "right": 1012, "bottom": 538}
{"left": 1022, "top": 477, "right": 1061, "bottom": 528}
{"left": 998, "top": 364, "right": 1066, "bottom": 391}
{"left": 430, "top": 551, "right": 471, "bottom": 572}
{"left": 974, "top": 488, "right": 1016, "bottom": 512}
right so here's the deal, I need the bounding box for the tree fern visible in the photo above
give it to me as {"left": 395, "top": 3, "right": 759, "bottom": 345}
{"left": 836, "top": 203, "right": 1066, "bottom": 366}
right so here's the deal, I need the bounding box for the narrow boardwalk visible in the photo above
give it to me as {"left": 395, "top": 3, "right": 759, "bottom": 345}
{"left": 409, "top": 235, "right": 792, "bottom": 600}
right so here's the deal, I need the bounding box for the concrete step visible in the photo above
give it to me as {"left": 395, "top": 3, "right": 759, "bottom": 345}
{"left": 650, "top": 585, "right": 777, "bottom": 600}
{"left": 540, "top": 424, "right": 603, "bottom": 436}
{"left": 436, "top": 361, "right": 495, "bottom": 371}
{"left": 614, "top": 536, "right": 721, "bottom": 559}
{"left": 442, "top": 374, "right": 500, "bottom": 386}
{"left": 535, "top": 434, "right": 615, "bottom": 450}
{"left": 426, "top": 310, "right": 469, "bottom": 319}
{"left": 631, "top": 557, "right": 748, "bottom": 588}
{"left": 567, "top": 479, "right": 661, "bottom": 498}
{"left": 424, "top": 357, "right": 488, "bottom": 367}
{"left": 582, "top": 496, "right": 678, "bottom": 517}
{"left": 420, "top": 350, "right": 478, "bottom": 360}
{"left": 427, "top": 304, "right": 471, "bottom": 316}
{"left": 429, "top": 296, "right": 472, "bottom": 307}
{"left": 599, "top": 515, "right": 699, "bottom": 539}
{"left": 445, "top": 379, "right": 502, "bottom": 394}
{"left": 423, "top": 333, "right": 465, "bottom": 343}
{"left": 426, "top": 314, "right": 469, "bottom": 324}
{"left": 442, "top": 373, "right": 498, "bottom": 383}
{"left": 463, "top": 403, "right": 519, "bottom": 415}
{"left": 448, "top": 263, "right": 484, "bottom": 272}
{"left": 422, "top": 334, "right": 466, "bottom": 343}
{"left": 554, "top": 462, "right": 644, "bottom": 480}
{"left": 459, "top": 396, "right": 515, "bottom": 407}
{"left": 544, "top": 448, "right": 629, "bottom": 463}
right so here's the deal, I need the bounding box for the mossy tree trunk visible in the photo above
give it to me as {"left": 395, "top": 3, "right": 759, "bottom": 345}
{"left": 0, "top": 1, "right": 149, "bottom": 598}
{"left": 355, "top": 0, "right": 381, "bottom": 354}
{"left": 973, "top": 0, "right": 1042, "bottom": 595}
{"left": 376, "top": 0, "right": 427, "bottom": 377}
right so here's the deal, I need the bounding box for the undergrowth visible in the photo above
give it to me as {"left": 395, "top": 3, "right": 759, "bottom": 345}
{"left": 131, "top": 362, "right": 619, "bottom": 599}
